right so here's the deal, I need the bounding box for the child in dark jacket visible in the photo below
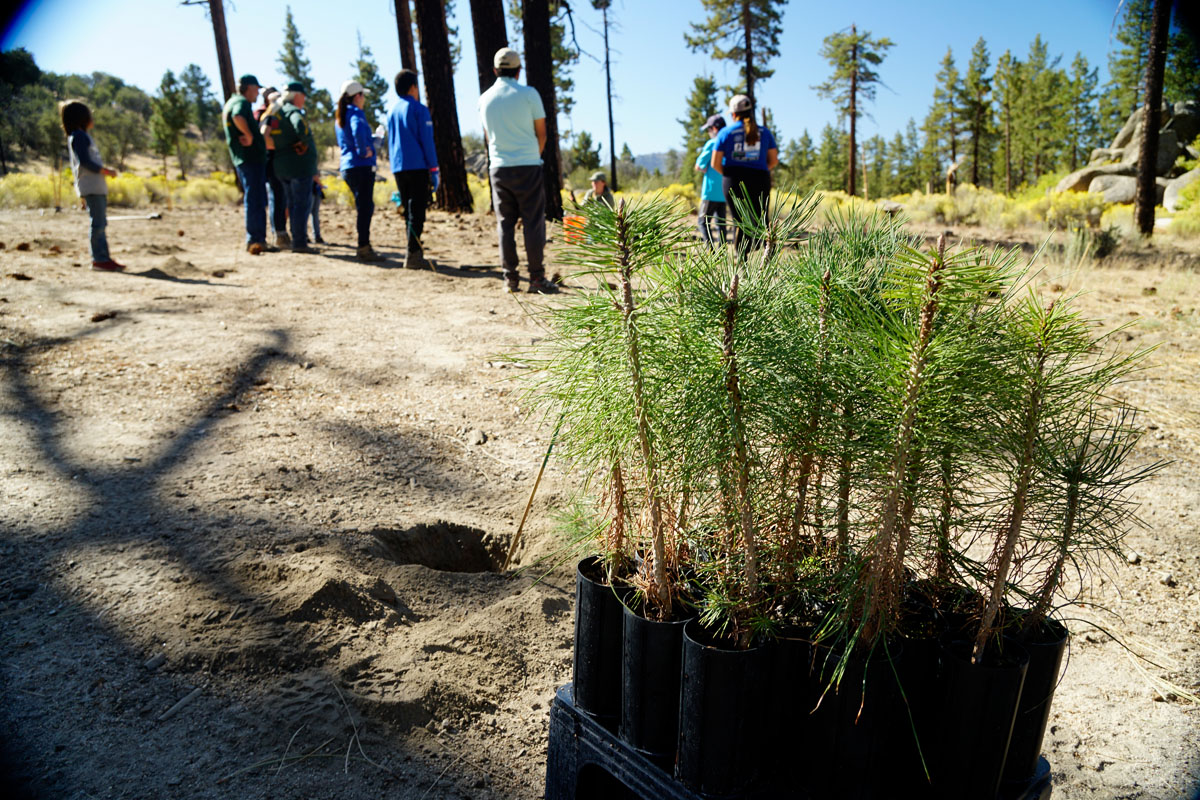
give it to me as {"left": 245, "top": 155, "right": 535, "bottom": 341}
{"left": 62, "top": 101, "right": 123, "bottom": 271}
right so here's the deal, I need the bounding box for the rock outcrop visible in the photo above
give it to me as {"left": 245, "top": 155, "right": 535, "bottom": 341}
{"left": 1164, "top": 167, "right": 1200, "bottom": 212}
{"left": 1054, "top": 101, "right": 1196, "bottom": 200}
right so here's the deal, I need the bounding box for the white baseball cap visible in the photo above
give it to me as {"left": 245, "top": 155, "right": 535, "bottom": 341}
{"left": 340, "top": 79, "right": 367, "bottom": 98}
{"left": 494, "top": 47, "right": 521, "bottom": 69}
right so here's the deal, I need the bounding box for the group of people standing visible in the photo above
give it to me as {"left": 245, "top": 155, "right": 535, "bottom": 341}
{"left": 218, "top": 44, "right": 557, "bottom": 289}
{"left": 694, "top": 94, "right": 779, "bottom": 253}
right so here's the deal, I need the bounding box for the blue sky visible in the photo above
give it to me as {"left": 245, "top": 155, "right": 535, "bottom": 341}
{"left": 3, "top": 0, "right": 1126, "bottom": 158}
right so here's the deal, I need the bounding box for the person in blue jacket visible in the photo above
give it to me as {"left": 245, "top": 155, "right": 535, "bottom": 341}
{"left": 712, "top": 94, "right": 779, "bottom": 255}
{"left": 694, "top": 113, "right": 727, "bottom": 247}
{"left": 386, "top": 69, "right": 439, "bottom": 269}
{"left": 336, "top": 79, "right": 383, "bottom": 262}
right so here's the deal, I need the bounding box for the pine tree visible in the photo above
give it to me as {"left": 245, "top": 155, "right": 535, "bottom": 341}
{"left": 812, "top": 122, "right": 847, "bottom": 191}
{"left": 179, "top": 64, "right": 218, "bottom": 140}
{"left": 862, "top": 133, "right": 888, "bottom": 198}
{"left": 779, "top": 129, "right": 813, "bottom": 188}
{"left": 1102, "top": 0, "right": 1154, "bottom": 140}
{"left": 1166, "top": 21, "right": 1200, "bottom": 105}
{"left": 923, "top": 47, "right": 962, "bottom": 190}
{"left": 1020, "top": 35, "right": 1064, "bottom": 184}
{"left": 278, "top": 7, "right": 334, "bottom": 124}
{"left": 567, "top": 130, "right": 601, "bottom": 172}
{"left": 593, "top": 0, "right": 618, "bottom": 190}
{"left": 150, "top": 69, "right": 190, "bottom": 178}
{"left": 813, "top": 23, "right": 893, "bottom": 196}
{"left": 352, "top": 33, "right": 389, "bottom": 127}
{"left": 959, "top": 37, "right": 991, "bottom": 187}
{"left": 1064, "top": 52, "right": 1101, "bottom": 171}
{"left": 1135, "top": 0, "right": 1171, "bottom": 235}
{"left": 679, "top": 75, "right": 720, "bottom": 183}
{"left": 886, "top": 130, "right": 908, "bottom": 193}
{"left": 684, "top": 0, "right": 788, "bottom": 103}
{"left": 992, "top": 50, "right": 1021, "bottom": 194}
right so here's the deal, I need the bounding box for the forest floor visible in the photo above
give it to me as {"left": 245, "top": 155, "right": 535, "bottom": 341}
{"left": 0, "top": 201, "right": 1198, "bottom": 800}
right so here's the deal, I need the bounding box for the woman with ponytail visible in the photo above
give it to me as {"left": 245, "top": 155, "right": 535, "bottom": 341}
{"left": 336, "top": 79, "right": 383, "bottom": 262}
{"left": 710, "top": 94, "right": 779, "bottom": 254}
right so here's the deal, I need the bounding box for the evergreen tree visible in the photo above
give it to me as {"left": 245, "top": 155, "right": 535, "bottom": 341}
{"left": 179, "top": 64, "right": 218, "bottom": 140}
{"left": 813, "top": 23, "right": 893, "bottom": 195}
{"left": 679, "top": 74, "right": 720, "bottom": 179}
{"left": 812, "top": 122, "right": 847, "bottom": 191}
{"left": 1019, "top": 35, "right": 1064, "bottom": 184}
{"left": 567, "top": 130, "right": 602, "bottom": 172}
{"left": 150, "top": 69, "right": 191, "bottom": 178}
{"left": 1101, "top": 0, "right": 1154, "bottom": 140}
{"left": 992, "top": 50, "right": 1021, "bottom": 194}
{"left": 1166, "top": 21, "right": 1200, "bottom": 105}
{"left": 902, "top": 117, "right": 924, "bottom": 192}
{"left": 886, "top": 130, "right": 908, "bottom": 193}
{"left": 959, "top": 37, "right": 991, "bottom": 187}
{"left": 779, "top": 129, "right": 814, "bottom": 188}
{"left": 923, "top": 47, "right": 962, "bottom": 190}
{"left": 414, "top": 0, "right": 473, "bottom": 211}
{"left": 862, "top": 133, "right": 888, "bottom": 198}
{"left": 278, "top": 7, "right": 334, "bottom": 123}
{"left": 1064, "top": 52, "right": 1101, "bottom": 171}
{"left": 352, "top": 33, "right": 390, "bottom": 126}
{"left": 684, "top": 0, "right": 788, "bottom": 102}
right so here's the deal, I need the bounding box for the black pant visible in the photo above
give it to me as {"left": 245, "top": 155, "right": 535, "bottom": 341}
{"left": 343, "top": 166, "right": 375, "bottom": 247}
{"left": 490, "top": 165, "right": 546, "bottom": 281}
{"left": 723, "top": 166, "right": 771, "bottom": 255}
{"left": 393, "top": 169, "right": 429, "bottom": 250}
{"left": 266, "top": 152, "right": 287, "bottom": 233}
{"left": 697, "top": 198, "right": 727, "bottom": 245}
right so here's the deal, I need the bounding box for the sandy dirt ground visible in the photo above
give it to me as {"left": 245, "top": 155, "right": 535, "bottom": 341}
{"left": 0, "top": 201, "right": 1197, "bottom": 800}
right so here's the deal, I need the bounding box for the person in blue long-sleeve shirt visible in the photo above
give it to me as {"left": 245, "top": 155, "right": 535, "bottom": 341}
{"left": 336, "top": 79, "right": 383, "bottom": 262}
{"left": 62, "top": 101, "right": 124, "bottom": 271}
{"left": 386, "top": 69, "right": 438, "bottom": 269}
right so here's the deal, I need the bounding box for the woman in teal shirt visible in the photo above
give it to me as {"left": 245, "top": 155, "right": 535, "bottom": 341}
{"left": 694, "top": 113, "right": 727, "bottom": 246}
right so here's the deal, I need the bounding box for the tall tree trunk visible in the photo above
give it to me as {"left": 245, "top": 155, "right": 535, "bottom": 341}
{"left": 395, "top": 0, "right": 418, "bottom": 71}
{"left": 971, "top": 109, "right": 980, "bottom": 186}
{"left": 1004, "top": 103, "right": 1012, "bottom": 195}
{"left": 603, "top": 5, "right": 618, "bottom": 192}
{"left": 848, "top": 25, "right": 857, "bottom": 196}
{"left": 413, "top": 0, "right": 473, "bottom": 212}
{"left": 468, "top": 0, "right": 507, "bottom": 211}
{"left": 742, "top": 0, "right": 754, "bottom": 102}
{"left": 207, "top": 0, "right": 236, "bottom": 102}
{"left": 522, "top": 0, "right": 564, "bottom": 222}
{"left": 1135, "top": 0, "right": 1171, "bottom": 236}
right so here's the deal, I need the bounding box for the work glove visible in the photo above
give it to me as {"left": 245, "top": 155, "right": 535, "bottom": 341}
{"left": 430, "top": 167, "right": 440, "bottom": 192}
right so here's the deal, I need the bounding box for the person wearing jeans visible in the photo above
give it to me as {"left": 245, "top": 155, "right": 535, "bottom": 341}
{"left": 272, "top": 82, "right": 319, "bottom": 254}
{"left": 62, "top": 100, "right": 123, "bottom": 271}
{"left": 336, "top": 78, "right": 382, "bottom": 261}
{"left": 386, "top": 69, "right": 439, "bottom": 269}
{"left": 478, "top": 47, "right": 553, "bottom": 294}
{"left": 222, "top": 74, "right": 272, "bottom": 253}
{"left": 695, "top": 113, "right": 728, "bottom": 247}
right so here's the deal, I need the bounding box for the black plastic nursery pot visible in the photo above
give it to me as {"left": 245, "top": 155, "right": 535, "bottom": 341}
{"left": 573, "top": 556, "right": 626, "bottom": 724}
{"left": 620, "top": 598, "right": 693, "bottom": 763}
{"left": 828, "top": 639, "right": 908, "bottom": 800}
{"left": 933, "top": 637, "right": 1030, "bottom": 800}
{"left": 896, "top": 600, "right": 948, "bottom": 790}
{"left": 1002, "top": 618, "right": 1068, "bottom": 788}
{"left": 675, "top": 620, "right": 770, "bottom": 798}
{"left": 768, "top": 626, "right": 840, "bottom": 799}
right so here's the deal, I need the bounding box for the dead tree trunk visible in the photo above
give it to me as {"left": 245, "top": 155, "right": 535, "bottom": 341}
{"left": 601, "top": 2, "right": 618, "bottom": 192}
{"left": 395, "top": 0, "right": 418, "bottom": 71}
{"left": 208, "top": 0, "right": 236, "bottom": 101}
{"left": 522, "top": 0, "right": 564, "bottom": 222}
{"left": 412, "top": 0, "right": 473, "bottom": 212}
{"left": 848, "top": 24, "right": 858, "bottom": 196}
{"left": 1135, "top": 0, "right": 1171, "bottom": 236}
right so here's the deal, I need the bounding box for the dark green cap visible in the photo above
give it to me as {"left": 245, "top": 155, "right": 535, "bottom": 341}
{"left": 238, "top": 74, "right": 260, "bottom": 88}
{"left": 286, "top": 81, "right": 306, "bottom": 93}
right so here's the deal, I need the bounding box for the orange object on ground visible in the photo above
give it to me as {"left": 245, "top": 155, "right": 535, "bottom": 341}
{"left": 564, "top": 214, "right": 586, "bottom": 244}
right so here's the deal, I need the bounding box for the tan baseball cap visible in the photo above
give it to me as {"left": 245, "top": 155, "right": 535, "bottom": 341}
{"left": 494, "top": 47, "right": 521, "bottom": 69}
{"left": 729, "top": 94, "right": 753, "bottom": 113}
{"left": 340, "top": 79, "right": 367, "bottom": 98}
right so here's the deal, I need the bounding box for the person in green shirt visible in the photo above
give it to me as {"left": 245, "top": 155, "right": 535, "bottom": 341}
{"left": 273, "top": 81, "right": 320, "bottom": 254}
{"left": 582, "top": 171, "right": 615, "bottom": 208}
{"left": 222, "top": 74, "right": 271, "bottom": 253}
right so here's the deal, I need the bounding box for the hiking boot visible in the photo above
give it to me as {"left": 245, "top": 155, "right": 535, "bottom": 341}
{"left": 504, "top": 276, "right": 520, "bottom": 293}
{"left": 91, "top": 260, "right": 125, "bottom": 272}
{"left": 247, "top": 242, "right": 264, "bottom": 255}
{"left": 314, "top": 236, "right": 326, "bottom": 244}
{"left": 527, "top": 277, "right": 558, "bottom": 295}
{"left": 403, "top": 243, "right": 431, "bottom": 270}
{"left": 274, "top": 231, "right": 291, "bottom": 249}
{"left": 291, "top": 245, "right": 319, "bottom": 255}
{"left": 356, "top": 245, "right": 385, "bottom": 262}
